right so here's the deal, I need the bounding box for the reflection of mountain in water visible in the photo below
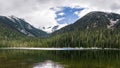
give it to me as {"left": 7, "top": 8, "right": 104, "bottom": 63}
{"left": 33, "top": 60, "right": 64, "bottom": 68}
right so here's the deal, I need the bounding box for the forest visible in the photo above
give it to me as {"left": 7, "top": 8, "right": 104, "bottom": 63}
{"left": 0, "top": 26, "right": 120, "bottom": 48}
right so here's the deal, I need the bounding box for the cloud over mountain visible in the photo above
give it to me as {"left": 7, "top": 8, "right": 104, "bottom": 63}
{"left": 0, "top": 0, "right": 120, "bottom": 32}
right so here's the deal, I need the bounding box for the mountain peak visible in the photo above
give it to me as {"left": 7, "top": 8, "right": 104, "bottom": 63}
{"left": 53, "top": 11, "right": 120, "bottom": 34}
{"left": 0, "top": 16, "right": 48, "bottom": 37}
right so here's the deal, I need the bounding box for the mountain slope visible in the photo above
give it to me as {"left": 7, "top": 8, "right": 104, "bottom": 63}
{"left": 49, "top": 11, "right": 120, "bottom": 48}
{"left": 0, "top": 16, "right": 48, "bottom": 37}
{"left": 0, "top": 21, "right": 25, "bottom": 39}
{"left": 53, "top": 11, "right": 120, "bottom": 34}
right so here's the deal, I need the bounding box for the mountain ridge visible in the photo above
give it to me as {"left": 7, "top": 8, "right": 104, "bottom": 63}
{"left": 1, "top": 11, "right": 120, "bottom": 37}
{"left": 53, "top": 11, "right": 120, "bottom": 34}
{"left": 0, "top": 15, "right": 48, "bottom": 37}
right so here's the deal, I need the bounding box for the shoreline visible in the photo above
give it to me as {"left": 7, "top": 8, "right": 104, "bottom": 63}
{"left": 0, "top": 47, "right": 120, "bottom": 50}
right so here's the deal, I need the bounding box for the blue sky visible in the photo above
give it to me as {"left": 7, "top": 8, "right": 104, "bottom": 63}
{"left": 54, "top": 7, "right": 84, "bottom": 24}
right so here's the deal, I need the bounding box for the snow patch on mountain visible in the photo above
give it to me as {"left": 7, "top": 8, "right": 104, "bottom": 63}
{"left": 93, "top": 23, "right": 97, "bottom": 28}
{"left": 107, "top": 18, "right": 119, "bottom": 28}
{"left": 52, "top": 25, "right": 59, "bottom": 32}
{"left": 105, "top": 14, "right": 108, "bottom": 17}
{"left": 7, "top": 16, "right": 16, "bottom": 23}
{"left": 86, "top": 26, "right": 89, "bottom": 29}
{"left": 7, "top": 16, "right": 22, "bottom": 23}
{"left": 40, "top": 23, "right": 67, "bottom": 33}
{"left": 27, "top": 24, "right": 33, "bottom": 30}
{"left": 20, "top": 29, "right": 27, "bottom": 34}
{"left": 27, "top": 33, "right": 34, "bottom": 37}
{"left": 0, "top": 15, "right": 47, "bottom": 37}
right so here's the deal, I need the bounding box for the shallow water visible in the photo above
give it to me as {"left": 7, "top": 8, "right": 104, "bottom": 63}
{"left": 0, "top": 49, "right": 120, "bottom": 68}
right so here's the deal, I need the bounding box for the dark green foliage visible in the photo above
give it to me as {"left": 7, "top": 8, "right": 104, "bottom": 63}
{"left": 48, "top": 29, "right": 120, "bottom": 48}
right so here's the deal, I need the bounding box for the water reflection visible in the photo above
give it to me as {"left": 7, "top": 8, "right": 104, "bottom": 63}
{"left": 33, "top": 60, "right": 64, "bottom": 68}
{"left": 0, "top": 50, "right": 120, "bottom": 68}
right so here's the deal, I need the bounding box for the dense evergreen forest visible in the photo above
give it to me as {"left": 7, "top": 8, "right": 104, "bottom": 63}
{"left": 49, "top": 29, "right": 120, "bottom": 48}
{"left": 0, "top": 27, "right": 120, "bottom": 48}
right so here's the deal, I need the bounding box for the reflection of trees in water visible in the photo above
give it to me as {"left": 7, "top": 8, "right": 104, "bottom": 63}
{"left": 0, "top": 50, "right": 120, "bottom": 68}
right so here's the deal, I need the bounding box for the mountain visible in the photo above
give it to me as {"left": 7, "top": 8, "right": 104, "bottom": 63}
{"left": 41, "top": 26, "right": 58, "bottom": 32}
{"left": 51, "top": 25, "right": 58, "bottom": 32}
{"left": 0, "top": 20, "right": 25, "bottom": 39}
{"left": 41, "top": 25, "right": 64, "bottom": 33}
{"left": 53, "top": 11, "right": 120, "bottom": 34}
{"left": 1, "top": 11, "right": 120, "bottom": 48}
{"left": 0, "top": 16, "right": 48, "bottom": 37}
{"left": 49, "top": 11, "right": 120, "bottom": 48}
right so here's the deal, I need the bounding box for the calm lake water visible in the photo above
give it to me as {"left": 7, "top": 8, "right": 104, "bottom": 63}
{"left": 0, "top": 49, "right": 120, "bottom": 68}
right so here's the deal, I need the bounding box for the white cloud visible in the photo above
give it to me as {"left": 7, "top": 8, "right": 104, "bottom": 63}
{"left": 24, "top": 9, "right": 57, "bottom": 28}
{"left": 56, "top": 17, "right": 65, "bottom": 21}
{"left": 0, "top": 0, "right": 120, "bottom": 33}
{"left": 74, "top": 11, "right": 80, "bottom": 15}
{"left": 58, "top": 12, "right": 65, "bottom": 16}
{"left": 78, "top": 8, "right": 98, "bottom": 18}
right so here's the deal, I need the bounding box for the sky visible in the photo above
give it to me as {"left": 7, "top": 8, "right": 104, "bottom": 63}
{"left": 0, "top": 0, "right": 120, "bottom": 33}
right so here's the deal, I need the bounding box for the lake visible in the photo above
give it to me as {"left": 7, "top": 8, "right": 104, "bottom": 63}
{"left": 0, "top": 48, "right": 120, "bottom": 68}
